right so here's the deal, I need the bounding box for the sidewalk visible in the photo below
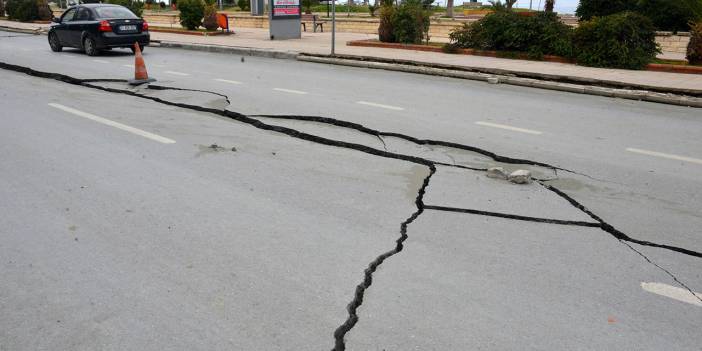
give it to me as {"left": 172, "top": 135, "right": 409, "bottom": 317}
{"left": 2, "top": 19, "right": 701, "bottom": 93}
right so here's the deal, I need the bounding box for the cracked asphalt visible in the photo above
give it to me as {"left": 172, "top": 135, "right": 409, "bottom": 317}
{"left": 1, "top": 31, "right": 701, "bottom": 350}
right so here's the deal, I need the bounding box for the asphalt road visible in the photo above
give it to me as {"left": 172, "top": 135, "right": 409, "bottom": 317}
{"left": 1, "top": 31, "right": 701, "bottom": 350}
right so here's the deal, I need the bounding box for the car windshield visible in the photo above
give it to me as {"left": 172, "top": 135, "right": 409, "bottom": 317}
{"left": 94, "top": 6, "right": 137, "bottom": 19}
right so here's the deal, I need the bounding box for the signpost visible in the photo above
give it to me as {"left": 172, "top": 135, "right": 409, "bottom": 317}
{"left": 331, "top": 0, "right": 336, "bottom": 55}
{"left": 269, "top": 0, "right": 302, "bottom": 39}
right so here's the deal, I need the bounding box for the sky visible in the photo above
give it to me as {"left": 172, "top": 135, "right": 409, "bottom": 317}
{"left": 433, "top": 0, "right": 580, "bottom": 14}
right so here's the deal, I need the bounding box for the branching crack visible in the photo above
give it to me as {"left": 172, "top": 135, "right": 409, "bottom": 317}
{"left": 424, "top": 205, "right": 601, "bottom": 227}
{"left": 539, "top": 182, "right": 702, "bottom": 259}
{"left": 332, "top": 166, "right": 436, "bottom": 351}
{"left": 251, "top": 114, "right": 575, "bottom": 173}
{"left": 147, "top": 84, "right": 232, "bottom": 106}
{"left": 2, "top": 61, "right": 701, "bottom": 349}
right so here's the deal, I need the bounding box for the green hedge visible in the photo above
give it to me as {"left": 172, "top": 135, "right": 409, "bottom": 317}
{"left": 377, "top": 0, "right": 430, "bottom": 44}
{"left": 637, "top": 0, "right": 702, "bottom": 33}
{"left": 573, "top": 11, "right": 659, "bottom": 69}
{"left": 6, "top": 0, "right": 38, "bottom": 21}
{"left": 446, "top": 10, "right": 660, "bottom": 69}
{"left": 447, "top": 11, "right": 573, "bottom": 59}
{"left": 577, "top": 0, "right": 702, "bottom": 31}
{"left": 575, "top": 0, "right": 636, "bottom": 21}
{"left": 178, "top": 0, "right": 204, "bottom": 30}
{"left": 392, "top": 0, "right": 430, "bottom": 44}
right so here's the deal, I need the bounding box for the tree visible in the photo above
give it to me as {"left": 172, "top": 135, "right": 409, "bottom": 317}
{"left": 544, "top": 0, "right": 554, "bottom": 12}
{"left": 446, "top": 0, "right": 453, "bottom": 18}
{"left": 688, "top": 21, "right": 702, "bottom": 64}
{"left": 488, "top": 0, "right": 516, "bottom": 11}
{"left": 575, "top": 0, "right": 636, "bottom": 21}
{"left": 178, "top": 0, "right": 205, "bottom": 30}
{"left": 637, "top": 0, "right": 702, "bottom": 32}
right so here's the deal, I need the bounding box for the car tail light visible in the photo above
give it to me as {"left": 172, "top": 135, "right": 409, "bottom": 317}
{"left": 142, "top": 21, "right": 149, "bottom": 31}
{"left": 98, "top": 20, "right": 112, "bottom": 32}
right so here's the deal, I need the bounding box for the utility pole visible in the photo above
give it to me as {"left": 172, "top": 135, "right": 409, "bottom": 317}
{"left": 331, "top": 0, "right": 336, "bottom": 55}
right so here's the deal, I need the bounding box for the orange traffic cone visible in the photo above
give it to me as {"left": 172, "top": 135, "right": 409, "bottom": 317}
{"left": 128, "top": 42, "right": 156, "bottom": 85}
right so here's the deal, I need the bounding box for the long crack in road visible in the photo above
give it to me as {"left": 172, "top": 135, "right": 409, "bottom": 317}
{"left": 1, "top": 61, "right": 700, "bottom": 350}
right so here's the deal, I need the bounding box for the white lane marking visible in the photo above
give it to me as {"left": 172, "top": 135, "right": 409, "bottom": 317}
{"left": 475, "top": 121, "right": 543, "bottom": 135}
{"left": 48, "top": 103, "right": 176, "bottom": 144}
{"left": 273, "top": 88, "right": 308, "bottom": 95}
{"left": 123, "top": 64, "right": 135, "bottom": 68}
{"left": 641, "top": 282, "right": 702, "bottom": 307}
{"left": 626, "top": 148, "right": 702, "bottom": 165}
{"left": 164, "top": 70, "right": 190, "bottom": 76}
{"left": 92, "top": 59, "right": 110, "bottom": 64}
{"left": 356, "top": 101, "right": 405, "bottom": 111}
{"left": 214, "top": 78, "right": 243, "bottom": 85}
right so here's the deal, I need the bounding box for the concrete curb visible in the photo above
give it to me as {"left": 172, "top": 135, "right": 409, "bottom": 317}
{"left": 153, "top": 41, "right": 299, "bottom": 59}
{"left": 297, "top": 55, "right": 702, "bottom": 108}
{"left": 300, "top": 53, "right": 702, "bottom": 97}
{"left": 0, "top": 26, "right": 46, "bottom": 35}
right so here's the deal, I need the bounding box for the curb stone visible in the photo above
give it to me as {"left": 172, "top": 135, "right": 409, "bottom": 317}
{"left": 299, "top": 53, "right": 702, "bottom": 97}
{"left": 155, "top": 41, "right": 299, "bottom": 59}
{"left": 296, "top": 55, "right": 702, "bottom": 108}
{"left": 0, "top": 26, "right": 46, "bottom": 35}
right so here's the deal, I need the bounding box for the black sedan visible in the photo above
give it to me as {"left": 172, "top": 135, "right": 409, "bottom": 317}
{"left": 48, "top": 4, "right": 150, "bottom": 56}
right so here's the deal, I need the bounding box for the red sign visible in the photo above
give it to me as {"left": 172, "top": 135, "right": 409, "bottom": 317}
{"left": 272, "top": 0, "right": 300, "bottom": 18}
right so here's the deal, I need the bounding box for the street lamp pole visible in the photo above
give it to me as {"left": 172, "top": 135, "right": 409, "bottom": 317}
{"left": 331, "top": 0, "right": 336, "bottom": 55}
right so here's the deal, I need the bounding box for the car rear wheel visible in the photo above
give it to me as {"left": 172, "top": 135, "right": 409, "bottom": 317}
{"left": 48, "top": 32, "right": 62, "bottom": 52}
{"left": 129, "top": 44, "right": 145, "bottom": 54}
{"left": 83, "top": 37, "right": 99, "bottom": 56}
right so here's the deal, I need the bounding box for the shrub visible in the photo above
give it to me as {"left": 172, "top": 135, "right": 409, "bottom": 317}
{"left": 6, "top": 0, "right": 38, "bottom": 21}
{"left": 237, "top": 0, "right": 249, "bottom": 11}
{"left": 106, "top": 0, "right": 144, "bottom": 17}
{"left": 573, "top": 11, "right": 659, "bottom": 69}
{"left": 688, "top": 21, "right": 702, "bottom": 64}
{"left": 378, "top": 0, "right": 394, "bottom": 42}
{"left": 178, "top": 0, "right": 204, "bottom": 30}
{"left": 446, "top": 11, "right": 573, "bottom": 59}
{"left": 575, "top": 0, "right": 636, "bottom": 21}
{"left": 636, "top": 0, "right": 702, "bottom": 32}
{"left": 36, "top": 0, "right": 50, "bottom": 20}
{"left": 202, "top": 2, "right": 217, "bottom": 30}
{"left": 391, "top": 0, "right": 430, "bottom": 44}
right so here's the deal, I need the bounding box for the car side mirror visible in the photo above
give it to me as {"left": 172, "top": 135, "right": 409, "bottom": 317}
{"left": 52, "top": 17, "right": 61, "bottom": 23}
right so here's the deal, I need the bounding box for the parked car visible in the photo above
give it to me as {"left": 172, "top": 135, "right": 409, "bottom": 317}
{"left": 48, "top": 4, "right": 150, "bottom": 56}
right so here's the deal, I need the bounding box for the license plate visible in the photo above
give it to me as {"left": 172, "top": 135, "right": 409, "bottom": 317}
{"left": 120, "top": 25, "right": 137, "bottom": 31}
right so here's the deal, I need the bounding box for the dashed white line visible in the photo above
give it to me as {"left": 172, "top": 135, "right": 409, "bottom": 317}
{"left": 273, "top": 88, "right": 308, "bottom": 95}
{"left": 626, "top": 148, "right": 702, "bottom": 165}
{"left": 356, "top": 101, "right": 404, "bottom": 111}
{"left": 92, "top": 59, "right": 110, "bottom": 64}
{"left": 214, "top": 78, "right": 243, "bottom": 85}
{"left": 641, "top": 282, "right": 702, "bottom": 307}
{"left": 123, "top": 64, "right": 135, "bottom": 68}
{"left": 48, "top": 103, "right": 176, "bottom": 144}
{"left": 475, "top": 121, "right": 543, "bottom": 135}
{"left": 164, "top": 70, "right": 190, "bottom": 76}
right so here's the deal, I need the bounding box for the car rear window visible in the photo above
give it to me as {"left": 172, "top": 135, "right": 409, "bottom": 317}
{"left": 94, "top": 6, "right": 138, "bottom": 19}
